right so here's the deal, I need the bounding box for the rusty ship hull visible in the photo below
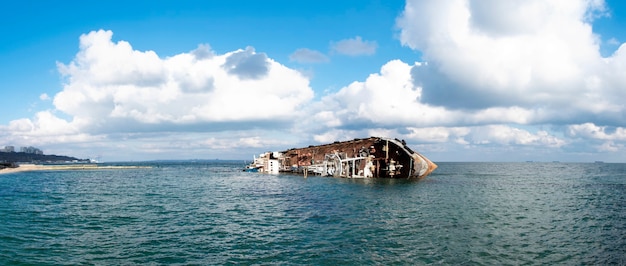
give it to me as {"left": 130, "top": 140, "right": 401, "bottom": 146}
{"left": 247, "top": 137, "right": 437, "bottom": 179}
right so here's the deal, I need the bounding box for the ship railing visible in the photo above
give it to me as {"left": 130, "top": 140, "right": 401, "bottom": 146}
{"left": 321, "top": 153, "right": 372, "bottom": 178}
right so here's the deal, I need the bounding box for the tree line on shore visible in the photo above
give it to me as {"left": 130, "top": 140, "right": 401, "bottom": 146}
{"left": 0, "top": 151, "right": 85, "bottom": 164}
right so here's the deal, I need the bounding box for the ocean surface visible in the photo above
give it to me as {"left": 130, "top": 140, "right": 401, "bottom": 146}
{"left": 1, "top": 161, "right": 625, "bottom": 265}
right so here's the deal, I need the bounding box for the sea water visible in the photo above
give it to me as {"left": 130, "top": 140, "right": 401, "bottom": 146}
{"left": 0, "top": 161, "right": 624, "bottom": 265}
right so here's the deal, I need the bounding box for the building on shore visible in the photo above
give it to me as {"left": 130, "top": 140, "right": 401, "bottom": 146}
{"left": 1, "top": 146, "right": 15, "bottom": 153}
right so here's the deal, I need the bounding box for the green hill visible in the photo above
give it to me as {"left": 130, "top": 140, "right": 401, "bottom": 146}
{"left": 0, "top": 152, "right": 87, "bottom": 163}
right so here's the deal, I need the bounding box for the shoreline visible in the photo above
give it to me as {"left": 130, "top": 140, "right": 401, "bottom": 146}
{"left": 0, "top": 164, "right": 150, "bottom": 175}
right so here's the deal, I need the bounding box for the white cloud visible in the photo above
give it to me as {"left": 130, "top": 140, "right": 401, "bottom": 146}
{"left": 52, "top": 30, "right": 313, "bottom": 131}
{"left": 1, "top": 30, "right": 315, "bottom": 160}
{"left": 302, "top": 60, "right": 541, "bottom": 130}
{"left": 331, "top": 36, "right": 377, "bottom": 56}
{"left": 396, "top": 0, "right": 626, "bottom": 125}
{"left": 306, "top": 60, "right": 451, "bottom": 129}
{"left": 289, "top": 48, "right": 329, "bottom": 63}
{"left": 597, "top": 141, "right": 622, "bottom": 152}
{"left": 467, "top": 125, "right": 566, "bottom": 147}
{"left": 607, "top": 37, "right": 620, "bottom": 46}
{"left": 1, "top": 110, "right": 101, "bottom": 149}
{"left": 39, "top": 93, "right": 50, "bottom": 101}
{"left": 405, "top": 127, "right": 471, "bottom": 144}
{"left": 567, "top": 123, "right": 626, "bottom": 140}
{"left": 296, "top": 0, "right": 624, "bottom": 159}
{"left": 298, "top": 0, "right": 622, "bottom": 159}
{"left": 5, "top": 0, "right": 626, "bottom": 162}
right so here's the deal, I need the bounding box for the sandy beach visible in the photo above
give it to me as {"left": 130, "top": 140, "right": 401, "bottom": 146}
{"left": 0, "top": 164, "right": 149, "bottom": 175}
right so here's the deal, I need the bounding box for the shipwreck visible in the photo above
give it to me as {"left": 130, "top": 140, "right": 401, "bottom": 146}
{"left": 245, "top": 137, "right": 437, "bottom": 179}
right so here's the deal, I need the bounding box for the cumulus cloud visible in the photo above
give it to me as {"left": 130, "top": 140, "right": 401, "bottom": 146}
{"left": 396, "top": 0, "right": 626, "bottom": 123}
{"left": 289, "top": 48, "right": 330, "bottom": 63}
{"left": 191, "top": 43, "right": 214, "bottom": 60}
{"left": 308, "top": 60, "right": 449, "bottom": 128}
{"left": 597, "top": 141, "right": 623, "bottom": 152}
{"left": 466, "top": 125, "right": 566, "bottom": 147}
{"left": 302, "top": 60, "right": 539, "bottom": 130}
{"left": 1, "top": 110, "right": 100, "bottom": 148}
{"left": 567, "top": 123, "right": 626, "bottom": 140}
{"left": 297, "top": 0, "right": 626, "bottom": 159}
{"left": 1, "top": 29, "right": 314, "bottom": 159}
{"left": 296, "top": 59, "right": 565, "bottom": 154}
{"left": 6, "top": 0, "right": 626, "bottom": 161}
{"left": 325, "top": 0, "right": 624, "bottom": 158}
{"left": 52, "top": 30, "right": 313, "bottom": 133}
{"left": 331, "top": 36, "right": 377, "bottom": 56}
{"left": 222, "top": 46, "right": 270, "bottom": 79}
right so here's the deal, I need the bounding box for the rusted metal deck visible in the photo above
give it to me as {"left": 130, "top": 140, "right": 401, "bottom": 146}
{"left": 246, "top": 137, "right": 437, "bottom": 179}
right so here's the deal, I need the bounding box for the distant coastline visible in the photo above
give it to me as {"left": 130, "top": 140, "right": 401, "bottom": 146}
{"left": 0, "top": 151, "right": 89, "bottom": 164}
{"left": 0, "top": 164, "right": 150, "bottom": 175}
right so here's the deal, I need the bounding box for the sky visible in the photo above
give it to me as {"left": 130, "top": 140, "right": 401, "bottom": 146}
{"left": 2, "top": 0, "right": 626, "bottom": 162}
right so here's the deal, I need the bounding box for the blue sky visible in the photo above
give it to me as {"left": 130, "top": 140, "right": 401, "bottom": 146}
{"left": 1, "top": 0, "right": 412, "bottom": 121}
{"left": 2, "top": 0, "right": 626, "bottom": 162}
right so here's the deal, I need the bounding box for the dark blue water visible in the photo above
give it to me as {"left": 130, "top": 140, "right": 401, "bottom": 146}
{"left": 1, "top": 162, "right": 625, "bottom": 265}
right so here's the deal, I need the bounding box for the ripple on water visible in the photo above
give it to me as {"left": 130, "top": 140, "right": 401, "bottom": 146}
{"left": 0, "top": 162, "right": 625, "bottom": 264}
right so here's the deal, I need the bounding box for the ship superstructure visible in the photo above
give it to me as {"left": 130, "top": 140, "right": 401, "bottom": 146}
{"left": 246, "top": 137, "right": 437, "bottom": 179}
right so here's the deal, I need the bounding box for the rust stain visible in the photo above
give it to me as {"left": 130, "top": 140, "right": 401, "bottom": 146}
{"left": 246, "top": 137, "right": 437, "bottom": 179}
